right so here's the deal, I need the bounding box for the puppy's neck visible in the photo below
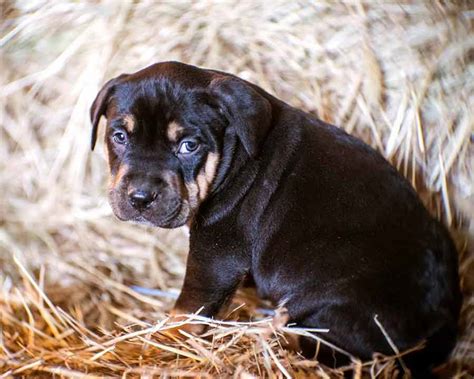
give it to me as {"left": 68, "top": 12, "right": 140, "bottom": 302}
{"left": 195, "top": 106, "right": 302, "bottom": 229}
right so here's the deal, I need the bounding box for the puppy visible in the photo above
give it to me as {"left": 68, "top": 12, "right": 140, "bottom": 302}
{"left": 90, "top": 61, "right": 461, "bottom": 376}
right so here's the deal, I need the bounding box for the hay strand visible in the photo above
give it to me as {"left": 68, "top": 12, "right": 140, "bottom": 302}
{"left": 1, "top": 1, "right": 473, "bottom": 377}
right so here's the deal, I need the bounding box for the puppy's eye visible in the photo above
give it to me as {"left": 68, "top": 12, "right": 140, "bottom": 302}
{"left": 113, "top": 131, "right": 127, "bottom": 145}
{"left": 178, "top": 140, "right": 200, "bottom": 155}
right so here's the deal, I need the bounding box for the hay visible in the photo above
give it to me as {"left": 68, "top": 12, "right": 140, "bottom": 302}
{"left": 1, "top": 0, "right": 473, "bottom": 377}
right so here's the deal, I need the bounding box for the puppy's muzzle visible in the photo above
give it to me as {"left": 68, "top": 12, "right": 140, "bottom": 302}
{"left": 128, "top": 188, "right": 157, "bottom": 211}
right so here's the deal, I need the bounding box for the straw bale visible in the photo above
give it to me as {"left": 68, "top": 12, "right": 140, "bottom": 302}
{"left": 1, "top": 1, "right": 473, "bottom": 377}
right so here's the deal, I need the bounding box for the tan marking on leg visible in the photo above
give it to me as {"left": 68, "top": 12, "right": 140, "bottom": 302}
{"left": 123, "top": 114, "right": 136, "bottom": 133}
{"left": 162, "top": 308, "right": 206, "bottom": 339}
{"left": 196, "top": 152, "right": 220, "bottom": 201}
{"left": 167, "top": 121, "right": 183, "bottom": 142}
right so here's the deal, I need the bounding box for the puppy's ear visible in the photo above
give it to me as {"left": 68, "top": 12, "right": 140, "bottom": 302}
{"left": 210, "top": 77, "right": 272, "bottom": 158}
{"left": 90, "top": 75, "right": 125, "bottom": 151}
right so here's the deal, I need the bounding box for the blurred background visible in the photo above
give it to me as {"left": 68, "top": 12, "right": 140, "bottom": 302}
{"left": 1, "top": 0, "right": 473, "bottom": 376}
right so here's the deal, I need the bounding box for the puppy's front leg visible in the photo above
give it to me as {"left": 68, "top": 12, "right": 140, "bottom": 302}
{"left": 168, "top": 248, "right": 247, "bottom": 336}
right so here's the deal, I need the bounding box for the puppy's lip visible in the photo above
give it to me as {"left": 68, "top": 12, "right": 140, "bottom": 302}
{"left": 129, "top": 200, "right": 185, "bottom": 228}
{"left": 114, "top": 212, "right": 128, "bottom": 222}
{"left": 160, "top": 201, "right": 183, "bottom": 224}
{"left": 130, "top": 214, "right": 156, "bottom": 227}
{"left": 156, "top": 201, "right": 191, "bottom": 229}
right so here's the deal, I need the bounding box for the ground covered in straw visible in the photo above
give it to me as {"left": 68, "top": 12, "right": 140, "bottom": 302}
{"left": 1, "top": 1, "right": 473, "bottom": 377}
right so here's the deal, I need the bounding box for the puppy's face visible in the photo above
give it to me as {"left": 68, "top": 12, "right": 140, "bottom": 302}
{"left": 103, "top": 85, "right": 224, "bottom": 228}
{"left": 90, "top": 62, "right": 272, "bottom": 228}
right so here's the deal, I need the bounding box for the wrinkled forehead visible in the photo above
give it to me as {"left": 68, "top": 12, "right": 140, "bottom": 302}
{"left": 108, "top": 80, "right": 170, "bottom": 122}
{"left": 105, "top": 80, "right": 214, "bottom": 145}
{"left": 109, "top": 62, "right": 215, "bottom": 116}
{"left": 104, "top": 82, "right": 180, "bottom": 145}
{"left": 106, "top": 70, "right": 221, "bottom": 138}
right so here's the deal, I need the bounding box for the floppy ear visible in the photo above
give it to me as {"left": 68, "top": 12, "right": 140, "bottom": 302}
{"left": 210, "top": 77, "right": 272, "bottom": 158}
{"left": 90, "top": 75, "right": 125, "bottom": 151}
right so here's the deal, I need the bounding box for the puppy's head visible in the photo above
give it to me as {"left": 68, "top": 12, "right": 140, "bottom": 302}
{"left": 90, "top": 62, "right": 272, "bottom": 228}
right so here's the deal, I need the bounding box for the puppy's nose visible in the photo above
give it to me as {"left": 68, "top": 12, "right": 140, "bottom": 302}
{"left": 128, "top": 189, "right": 156, "bottom": 211}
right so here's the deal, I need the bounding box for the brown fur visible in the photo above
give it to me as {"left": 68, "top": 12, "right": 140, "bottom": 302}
{"left": 197, "top": 152, "right": 219, "bottom": 201}
{"left": 110, "top": 164, "right": 128, "bottom": 190}
{"left": 167, "top": 121, "right": 183, "bottom": 142}
{"left": 123, "top": 114, "right": 136, "bottom": 133}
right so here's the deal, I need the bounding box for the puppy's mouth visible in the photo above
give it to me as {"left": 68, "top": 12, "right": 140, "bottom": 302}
{"left": 131, "top": 201, "right": 186, "bottom": 228}
{"left": 110, "top": 191, "right": 190, "bottom": 229}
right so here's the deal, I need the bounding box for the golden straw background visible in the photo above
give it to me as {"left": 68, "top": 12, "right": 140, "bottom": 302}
{"left": 1, "top": 1, "right": 473, "bottom": 377}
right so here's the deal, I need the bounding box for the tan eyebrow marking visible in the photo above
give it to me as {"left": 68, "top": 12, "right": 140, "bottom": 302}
{"left": 123, "top": 114, "right": 136, "bottom": 133}
{"left": 167, "top": 121, "right": 184, "bottom": 142}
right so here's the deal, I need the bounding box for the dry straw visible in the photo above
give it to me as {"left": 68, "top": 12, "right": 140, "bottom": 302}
{"left": 1, "top": 1, "right": 473, "bottom": 377}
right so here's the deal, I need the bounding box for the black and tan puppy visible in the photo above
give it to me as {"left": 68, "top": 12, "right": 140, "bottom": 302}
{"left": 90, "top": 62, "right": 461, "bottom": 376}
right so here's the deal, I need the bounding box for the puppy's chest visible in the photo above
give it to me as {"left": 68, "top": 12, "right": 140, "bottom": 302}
{"left": 192, "top": 217, "right": 252, "bottom": 261}
{"left": 250, "top": 257, "right": 293, "bottom": 304}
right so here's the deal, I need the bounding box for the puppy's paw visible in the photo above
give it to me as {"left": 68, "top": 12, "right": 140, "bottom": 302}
{"left": 161, "top": 309, "right": 206, "bottom": 340}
